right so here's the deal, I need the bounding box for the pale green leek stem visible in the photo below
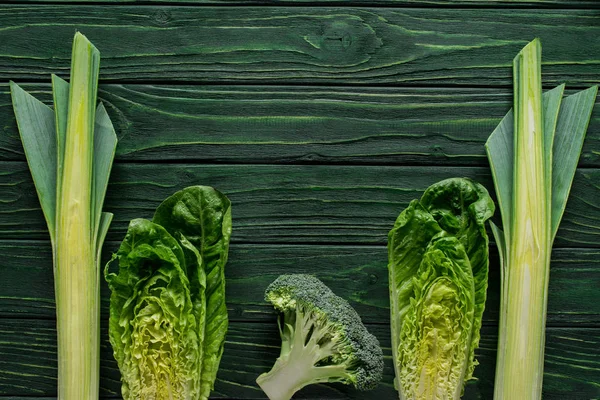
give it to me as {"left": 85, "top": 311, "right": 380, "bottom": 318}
{"left": 494, "top": 38, "right": 550, "bottom": 400}
{"left": 55, "top": 33, "right": 100, "bottom": 400}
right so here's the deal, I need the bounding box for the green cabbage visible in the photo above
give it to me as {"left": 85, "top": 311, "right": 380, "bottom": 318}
{"left": 106, "top": 186, "right": 231, "bottom": 400}
{"left": 154, "top": 186, "right": 231, "bottom": 398}
{"left": 388, "top": 178, "right": 494, "bottom": 400}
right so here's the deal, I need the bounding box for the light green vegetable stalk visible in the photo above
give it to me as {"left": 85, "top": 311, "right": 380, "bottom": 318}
{"left": 388, "top": 178, "right": 494, "bottom": 400}
{"left": 486, "top": 39, "right": 597, "bottom": 399}
{"left": 105, "top": 186, "right": 231, "bottom": 400}
{"left": 10, "top": 33, "right": 117, "bottom": 399}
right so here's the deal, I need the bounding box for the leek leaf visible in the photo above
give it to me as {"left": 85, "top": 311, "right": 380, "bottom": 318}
{"left": 488, "top": 222, "right": 507, "bottom": 304}
{"left": 92, "top": 102, "right": 118, "bottom": 248}
{"left": 51, "top": 74, "right": 68, "bottom": 196}
{"left": 542, "top": 85, "right": 565, "bottom": 192}
{"left": 487, "top": 85, "right": 597, "bottom": 244}
{"left": 9, "top": 82, "right": 57, "bottom": 241}
{"left": 485, "top": 110, "right": 513, "bottom": 246}
{"left": 550, "top": 86, "right": 598, "bottom": 239}
{"left": 50, "top": 75, "right": 118, "bottom": 256}
{"left": 486, "top": 85, "right": 565, "bottom": 249}
{"left": 96, "top": 212, "right": 114, "bottom": 269}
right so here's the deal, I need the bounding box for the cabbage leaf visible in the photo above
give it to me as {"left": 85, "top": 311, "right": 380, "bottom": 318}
{"left": 388, "top": 178, "right": 494, "bottom": 400}
{"left": 105, "top": 219, "right": 201, "bottom": 399}
{"left": 154, "top": 186, "right": 232, "bottom": 398}
{"left": 106, "top": 186, "right": 231, "bottom": 400}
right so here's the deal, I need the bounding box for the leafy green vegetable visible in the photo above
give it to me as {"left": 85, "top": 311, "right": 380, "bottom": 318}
{"left": 106, "top": 186, "right": 232, "bottom": 400}
{"left": 486, "top": 39, "right": 597, "bottom": 399}
{"left": 388, "top": 178, "right": 494, "bottom": 400}
{"left": 105, "top": 219, "right": 201, "bottom": 398}
{"left": 10, "top": 32, "right": 117, "bottom": 399}
{"left": 154, "top": 186, "right": 232, "bottom": 398}
{"left": 256, "top": 274, "right": 384, "bottom": 400}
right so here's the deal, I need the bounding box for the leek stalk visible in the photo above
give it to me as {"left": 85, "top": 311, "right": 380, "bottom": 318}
{"left": 10, "top": 33, "right": 117, "bottom": 399}
{"left": 486, "top": 39, "right": 597, "bottom": 399}
{"left": 504, "top": 38, "right": 550, "bottom": 398}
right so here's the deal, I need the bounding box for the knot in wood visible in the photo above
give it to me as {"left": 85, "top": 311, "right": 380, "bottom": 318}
{"left": 152, "top": 10, "right": 172, "bottom": 26}
{"left": 303, "top": 18, "right": 382, "bottom": 65}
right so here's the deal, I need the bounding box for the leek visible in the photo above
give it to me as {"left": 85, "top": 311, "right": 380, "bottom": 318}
{"left": 10, "top": 33, "right": 117, "bottom": 399}
{"left": 486, "top": 39, "right": 597, "bottom": 399}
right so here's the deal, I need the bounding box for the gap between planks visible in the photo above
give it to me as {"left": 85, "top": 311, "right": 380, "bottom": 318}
{"left": 4, "top": 79, "right": 597, "bottom": 91}
{"left": 7, "top": 159, "right": 600, "bottom": 170}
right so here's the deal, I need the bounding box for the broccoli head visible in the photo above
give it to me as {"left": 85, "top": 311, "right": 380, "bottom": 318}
{"left": 256, "top": 274, "right": 384, "bottom": 400}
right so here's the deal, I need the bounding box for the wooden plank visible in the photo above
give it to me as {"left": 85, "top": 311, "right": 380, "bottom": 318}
{"left": 1, "top": 7, "right": 599, "bottom": 86}
{"left": 2, "top": 84, "right": 599, "bottom": 167}
{"left": 1, "top": 162, "right": 598, "bottom": 247}
{"left": 1, "top": 241, "right": 599, "bottom": 325}
{"left": 0, "top": 319, "right": 598, "bottom": 399}
{"left": 6, "top": 0, "right": 600, "bottom": 7}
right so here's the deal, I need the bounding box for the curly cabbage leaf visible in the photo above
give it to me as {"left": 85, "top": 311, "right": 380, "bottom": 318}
{"left": 105, "top": 218, "right": 202, "bottom": 399}
{"left": 388, "top": 178, "right": 494, "bottom": 400}
{"left": 154, "top": 186, "right": 232, "bottom": 399}
{"left": 106, "top": 186, "right": 231, "bottom": 400}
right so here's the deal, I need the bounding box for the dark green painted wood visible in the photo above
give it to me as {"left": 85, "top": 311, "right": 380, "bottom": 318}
{"left": 1, "top": 7, "right": 599, "bottom": 86}
{"left": 8, "top": 0, "right": 600, "bottom": 6}
{"left": 1, "top": 162, "right": 598, "bottom": 247}
{"left": 0, "top": 319, "right": 598, "bottom": 399}
{"left": 2, "top": 84, "right": 599, "bottom": 167}
{"left": 1, "top": 241, "right": 599, "bottom": 326}
{"left": 1, "top": 2, "right": 599, "bottom": 399}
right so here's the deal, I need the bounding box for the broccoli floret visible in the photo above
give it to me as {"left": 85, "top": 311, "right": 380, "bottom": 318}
{"left": 256, "top": 274, "right": 384, "bottom": 400}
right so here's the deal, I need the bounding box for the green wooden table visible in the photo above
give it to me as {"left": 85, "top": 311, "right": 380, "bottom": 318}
{"left": 1, "top": 1, "right": 599, "bottom": 399}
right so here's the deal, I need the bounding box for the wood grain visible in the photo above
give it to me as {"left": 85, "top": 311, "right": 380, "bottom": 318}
{"left": 1, "top": 241, "right": 599, "bottom": 326}
{"left": 0, "top": 319, "right": 598, "bottom": 399}
{"left": 1, "top": 7, "right": 599, "bottom": 86}
{"left": 1, "top": 162, "right": 598, "bottom": 247}
{"left": 2, "top": 84, "right": 599, "bottom": 167}
{"left": 1, "top": 3, "right": 599, "bottom": 399}
{"left": 7, "top": 0, "right": 600, "bottom": 7}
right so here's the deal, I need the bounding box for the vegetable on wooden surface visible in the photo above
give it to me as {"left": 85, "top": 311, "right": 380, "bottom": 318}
{"left": 9, "top": 32, "right": 117, "bottom": 400}
{"left": 256, "top": 274, "right": 384, "bottom": 400}
{"left": 485, "top": 39, "right": 598, "bottom": 400}
{"left": 105, "top": 185, "right": 231, "bottom": 400}
{"left": 387, "top": 178, "right": 494, "bottom": 400}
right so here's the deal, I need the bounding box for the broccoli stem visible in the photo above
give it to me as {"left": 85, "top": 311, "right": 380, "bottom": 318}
{"left": 256, "top": 351, "right": 312, "bottom": 400}
{"left": 257, "top": 307, "right": 348, "bottom": 400}
{"left": 257, "top": 310, "right": 318, "bottom": 400}
{"left": 257, "top": 344, "right": 348, "bottom": 400}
